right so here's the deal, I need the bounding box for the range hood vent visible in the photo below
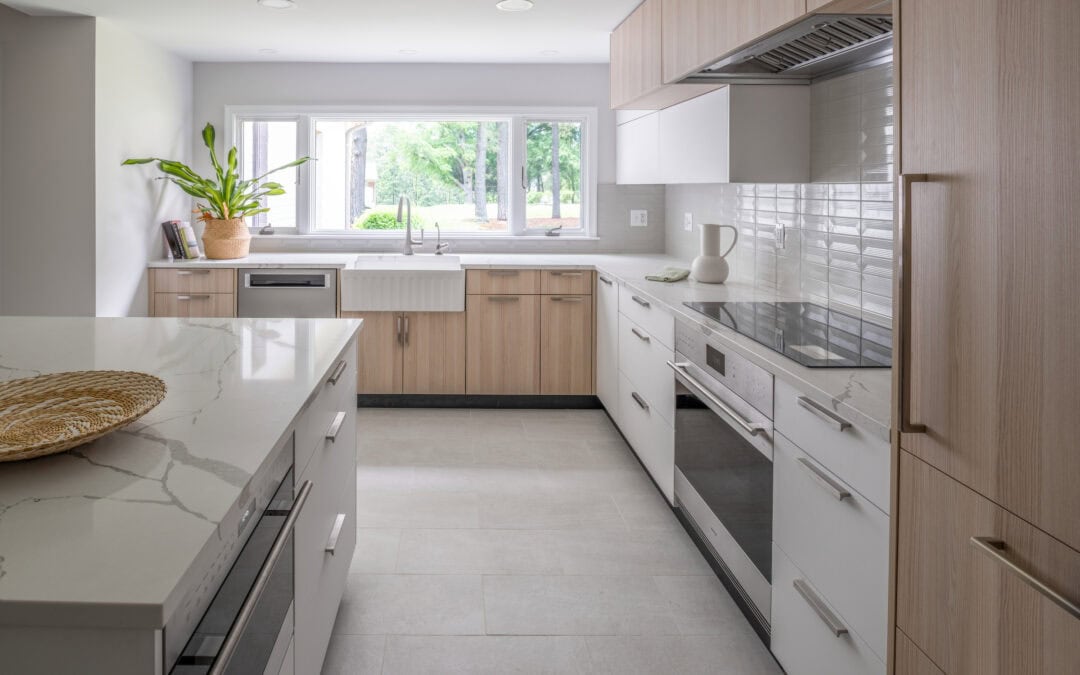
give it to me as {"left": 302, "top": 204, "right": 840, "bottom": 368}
{"left": 685, "top": 14, "right": 893, "bottom": 85}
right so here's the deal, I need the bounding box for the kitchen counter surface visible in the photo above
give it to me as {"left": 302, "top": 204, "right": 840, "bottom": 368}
{"left": 0, "top": 316, "right": 361, "bottom": 629}
{"left": 150, "top": 252, "right": 892, "bottom": 440}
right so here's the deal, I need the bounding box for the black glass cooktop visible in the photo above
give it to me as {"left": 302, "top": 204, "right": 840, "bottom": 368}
{"left": 683, "top": 301, "right": 892, "bottom": 368}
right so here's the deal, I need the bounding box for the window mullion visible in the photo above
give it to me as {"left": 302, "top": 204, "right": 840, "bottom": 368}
{"left": 510, "top": 116, "right": 527, "bottom": 235}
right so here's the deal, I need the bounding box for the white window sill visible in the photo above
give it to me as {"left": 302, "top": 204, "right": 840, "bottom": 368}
{"left": 253, "top": 233, "right": 600, "bottom": 242}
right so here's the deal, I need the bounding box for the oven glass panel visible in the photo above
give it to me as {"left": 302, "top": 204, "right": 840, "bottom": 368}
{"left": 675, "top": 392, "right": 772, "bottom": 581}
{"left": 171, "top": 470, "right": 295, "bottom": 675}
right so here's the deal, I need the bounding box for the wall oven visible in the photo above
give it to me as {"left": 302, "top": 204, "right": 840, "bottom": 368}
{"left": 169, "top": 439, "right": 310, "bottom": 675}
{"left": 671, "top": 319, "right": 775, "bottom": 642}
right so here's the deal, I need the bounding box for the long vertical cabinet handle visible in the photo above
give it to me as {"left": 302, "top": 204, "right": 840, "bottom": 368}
{"left": 899, "top": 173, "right": 929, "bottom": 434}
{"left": 396, "top": 315, "right": 403, "bottom": 346}
{"left": 403, "top": 315, "right": 410, "bottom": 346}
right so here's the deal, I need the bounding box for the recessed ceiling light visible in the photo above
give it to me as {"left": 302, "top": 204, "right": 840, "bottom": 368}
{"left": 399, "top": 49, "right": 419, "bottom": 55}
{"left": 540, "top": 49, "right": 559, "bottom": 56}
{"left": 257, "top": 0, "right": 295, "bottom": 9}
{"left": 258, "top": 48, "right": 278, "bottom": 55}
{"left": 496, "top": 0, "right": 534, "bottom": 11}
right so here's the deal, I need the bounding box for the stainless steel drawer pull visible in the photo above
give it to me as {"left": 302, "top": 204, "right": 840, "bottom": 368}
{"left": 325, "top": 411, "right": 347, "bottom": 442}
{"left": 328, "top": 360, "right": 347, "bottom": 385}
{"left": 177, "top": 294, "right": 211, "bottom": 301}
{"left": 667, "top": 361, "right": 768, "bottom": 437}
{"left": 796, "top": 457, "right": 851, "bottom": 501}
{"left": 598, "top": 276, "right": 614, "bottom": 286}
{"left": 631, "top": 327, "right": 651, "bottom": 343}
{"left": 797, "top": 396, "right": 852, "bottom": 432}
{"left": 970, "top": 537, "right": 1080, "bottom": 620}
{"left": 631, "top": 391, "right": 650, "bottom": 411}
{"left": 488, "top": 296, "right": 520, "bottom": 302}
{"left": 176, "top": 270, "right": 211, "bottom": 276}
{"left": 210, "top": 480, "right": 313, "bottom": 675}
{"left": 403, "top": 315, "right": 410, "bottom": 346}
{"left": 551, "top": 296, "right": 585, "bottom": 303}
{"left": 550, "top": 271, "right": 584, "bottom": 277}
{"left": 793, "top": 578, "right": 849, "bottom": 637}
{"left": 631, "top": 295, "right": 651, "bottom": 308}
{"left": 488, "top": 270, "right": 520, "bottom": 277}
{"left": 325, "top": 513, "right": 347, "bottom": 555}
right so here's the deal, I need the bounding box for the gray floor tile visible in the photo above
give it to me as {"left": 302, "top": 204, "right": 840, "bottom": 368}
{"left": 483, "top": 575, "right": 679, "bottom": 636}
{"left": 333, "top": 574, "right": 484, "bottom": 635}
{"left": 610, "top": 493, "right": 683, "bottom": 531}
{"left": 653, "top": 575, "right": 758, "bottom": 637}
{"left": 357, "top": 491, "right": 480, "bottom": 529}
{"left": 321, "top": 635, "right": 385, "bottom": 675}
{"left": 548, "top": 530, "right": 712, "bottom": 576}
{"left": 479, "top": 492, "right": 626, "bottom": 530}
{"left": 350, "top": 529, "right": 401, "bottom": 573}
{"left": 382, "top": 636, "right": 591, "bottom": 674}
{"left": 396, "top": 529, "right": 563, "bottom": 574}
{"left": 584, "top": 635, "right": 781, "bottom": 675}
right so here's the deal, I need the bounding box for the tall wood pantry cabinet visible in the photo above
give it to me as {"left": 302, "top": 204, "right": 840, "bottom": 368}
{"left": 891, "top": 0, "right": 1080, "bottom": 672}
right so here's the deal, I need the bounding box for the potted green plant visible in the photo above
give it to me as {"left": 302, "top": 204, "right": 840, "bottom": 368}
{"left": 124, "top": 123, "right": 310, "bottom": 259}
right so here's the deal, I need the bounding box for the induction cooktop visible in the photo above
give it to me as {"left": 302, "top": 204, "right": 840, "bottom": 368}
{"left": 683, "top": 301, "right": 891, "bottom": 368}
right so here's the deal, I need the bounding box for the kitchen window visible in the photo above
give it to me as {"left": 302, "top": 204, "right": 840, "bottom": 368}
{"left": 229, "top": 107, "right": 596, "bottom": 237}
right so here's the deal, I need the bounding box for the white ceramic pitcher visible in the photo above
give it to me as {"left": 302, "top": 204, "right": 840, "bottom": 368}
{"left": 690, "top": 223, "right": 738, "bottom": 284}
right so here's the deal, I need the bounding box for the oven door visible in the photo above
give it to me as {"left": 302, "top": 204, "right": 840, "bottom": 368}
{"left": 670, "top": 358, "right": 773, "bottom": 627}
{"left": 171, "top": 469, "right": 311, "bottom": 675}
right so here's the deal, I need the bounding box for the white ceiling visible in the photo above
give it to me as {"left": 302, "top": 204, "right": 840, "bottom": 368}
{"left": 6, "top": 0, "right": 638, "bottom": 63}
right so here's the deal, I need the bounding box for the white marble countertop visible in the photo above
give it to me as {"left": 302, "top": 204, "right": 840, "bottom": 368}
{"left": 149, "top": 253, "right": 893, "bottom": 439}
{"left": 0, "top": 316, "right": 361, "bottom": 629}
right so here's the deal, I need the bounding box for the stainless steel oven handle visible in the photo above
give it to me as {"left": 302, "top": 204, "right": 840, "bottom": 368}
{"left": 667, "top": 361, "right": 767, "bottom": 437}
{"left": 210, "top": 479, "right": 313, "bottom": 675}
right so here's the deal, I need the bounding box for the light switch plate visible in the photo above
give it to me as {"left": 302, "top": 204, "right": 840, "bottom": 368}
{"left": 630, "top": 209, "right": 648, "bottom": 227}
{"left": 683, "top": 212, "right": 693, "bottom": 232}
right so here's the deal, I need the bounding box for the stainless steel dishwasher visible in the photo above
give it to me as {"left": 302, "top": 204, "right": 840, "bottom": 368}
{"left": 237, "top": 269, "right": 337, "bottom": 318}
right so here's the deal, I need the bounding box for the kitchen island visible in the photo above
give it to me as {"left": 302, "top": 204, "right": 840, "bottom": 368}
{"left": 0, "top": 316, "right": 361, "bottom": 674}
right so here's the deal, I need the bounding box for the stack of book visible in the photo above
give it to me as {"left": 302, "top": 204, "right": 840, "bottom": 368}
{"left": 161, "top": 221, "right": 202, "bottom": 260}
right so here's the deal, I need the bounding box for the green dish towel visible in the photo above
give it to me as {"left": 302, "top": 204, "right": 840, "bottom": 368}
{"left": 645, "top": 267, "right": 690, "bottom": 283}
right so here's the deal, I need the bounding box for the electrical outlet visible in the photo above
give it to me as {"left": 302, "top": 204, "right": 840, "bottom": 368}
{"left": 683, "top": 213, "right": 693, "bottom": 232}
{"left": 630, "top": 209, "right": 648, "bottom": 227}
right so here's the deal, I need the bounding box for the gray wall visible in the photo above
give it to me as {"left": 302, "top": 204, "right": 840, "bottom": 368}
{"left": 665, "top": 63, "right": 895, "bottom": 326}
{"left": 95, "top": 20, "right": 193, "bottom": 317}
{"left": 193, "top": 62, "right": 665, "bottom": 254}
{"left": 0, "top": 7, "right": 96, "bottom": 316}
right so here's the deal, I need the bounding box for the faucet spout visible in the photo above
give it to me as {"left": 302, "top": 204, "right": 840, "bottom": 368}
{"left": 398, "top": 195, "right": 423, "bottom": 255}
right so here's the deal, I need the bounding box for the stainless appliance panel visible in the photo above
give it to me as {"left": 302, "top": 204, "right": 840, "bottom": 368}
{"left": 237, "top": 269, "right": 337, "bottom": 318}
{"left": 674, "top": 317, "right": 774, "bottom": 417}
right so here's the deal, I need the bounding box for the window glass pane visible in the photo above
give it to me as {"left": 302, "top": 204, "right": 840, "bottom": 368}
{"left": 313, "top": 119, "right": 510, "bottom": 233}
{"left": 239, "top": 120, "right": 298, "bottom": 230}
{"left": 525, "top": 121, "right": 582, "bottom": 231}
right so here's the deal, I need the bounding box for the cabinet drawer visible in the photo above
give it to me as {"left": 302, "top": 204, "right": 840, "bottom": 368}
{"left": 540, "top": 269, "right": 593, "bottom": 295}
{"left": 771, "top": 543, "right": 885, "bottom": 675}
{"left": 151, "top": 268, "right": 234, "bottom": 294}
{"left": 617, "top": 314, "right": 675, "bottom": 424}
{"left": 618, "top": 286, "right": 673, "bottom": 349}
{"left": 896, "top": 452, "right": 1080, "bottom": 675}
{"left": 618, "top": 372, "right": 674, "bottom": 502}
{"left": 295, "top": 350, "right": 357, "bottom": 478}
{"left": 152, "top": 292, "right": 235, "bottom": 318}
{"left": 773, "top": 433, "right": 888, "bottom": 659}
{"left": 774, "top": 378, "right": 890, "bottom": 512}
{"left": 466, "top": 269, "right": 540, "bottom": 295}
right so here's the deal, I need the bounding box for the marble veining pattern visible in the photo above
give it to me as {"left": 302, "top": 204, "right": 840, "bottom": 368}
{"left": 0, "top": 316, "right": 360, "bottom": 627}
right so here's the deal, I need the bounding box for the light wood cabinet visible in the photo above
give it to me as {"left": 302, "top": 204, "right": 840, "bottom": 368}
{"left": 540, "top": 269, "right": 593, "bottom": 295}
{"left": 466, "top": 294, "right": 541, "bottom": 395}
{"left": 610, "top": 0, "right": 719, "bottom": 110}
{"left": 897, "top": 0, "right": 1080, "bottom": 556}
{"left": 343, "top": 311, "right": 465, "bottom": 395}
{"left": 894, "top": 630, "right": 944, "bottom": 675}
{"left": 402, "top": 312, "right": 466, "bottom": 395}
{"left": 152, "top": 293, "right": 235, "bottom": 318}
{"left": 150, "top": 268, "right": 234, "bottom": 294}
{"left": 149, "top": 268, "right": 236, "bottom": 317}
{"left": 540, "top": 295, "right": 593, "bottom": 395}
{"left": 465, "top": 269, "right": 540, "bottom": 295}
{"left": 895, "top": 452, "right": 1080, "bottom": 674}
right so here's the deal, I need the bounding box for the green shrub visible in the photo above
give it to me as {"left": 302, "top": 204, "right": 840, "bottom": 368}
{"left": 527, "top": 191, "right": 546, "bottom": 205}
{"left": 355, "top": 211, "right": 411, "bottom": 230}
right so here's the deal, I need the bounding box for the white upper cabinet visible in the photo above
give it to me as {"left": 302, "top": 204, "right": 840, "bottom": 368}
{"left": 616, "top": 85, "right": 810, "bottom": 185}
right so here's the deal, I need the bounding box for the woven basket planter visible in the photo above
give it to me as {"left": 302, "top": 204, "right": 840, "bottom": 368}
{"left": 0, "top": 371, "right": 167, "bottom": 462}
{"left": 202, "top": 218, "right": 251, "bottom": 260}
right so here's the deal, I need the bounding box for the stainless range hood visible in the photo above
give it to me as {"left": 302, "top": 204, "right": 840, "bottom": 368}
{"left": 684, "top": 14, "right": 893, "bottom": 85}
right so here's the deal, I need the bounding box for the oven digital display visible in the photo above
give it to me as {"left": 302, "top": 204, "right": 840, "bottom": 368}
{"left": 706, "top": 345, "right": 726, "bottom": 376}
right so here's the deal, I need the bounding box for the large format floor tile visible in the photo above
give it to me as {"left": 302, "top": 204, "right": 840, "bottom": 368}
{"left": 325, "top": 409, "right": 779, "bottom": 674}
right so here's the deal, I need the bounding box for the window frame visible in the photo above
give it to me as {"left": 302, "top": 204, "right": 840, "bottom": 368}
{"left": 225, "top": 105, "right": 598, "bottom": 238}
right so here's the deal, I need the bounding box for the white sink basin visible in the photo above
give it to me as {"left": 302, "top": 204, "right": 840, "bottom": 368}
{"left": 341, "top": 255, "right": 465, "bottom": 312}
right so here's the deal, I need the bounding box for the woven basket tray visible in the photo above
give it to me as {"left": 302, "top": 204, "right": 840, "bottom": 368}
{"left": 0, "top": 371, "right": 166, "bottom": 462}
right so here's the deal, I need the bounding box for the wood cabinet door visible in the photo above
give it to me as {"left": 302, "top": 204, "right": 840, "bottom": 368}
{"left": 466, "top": 295, "right": 540, "bottom": 395}
{"left": 540, "top": 295, "right": 594, "bottom": 395}
{"left": 611, "top": 0, "right": 661, "bottom": 107}
{"left": 894, "top": 629, "right": 944, "bottom": 675}
{"left": 896, "top": 452, "right": 1080, "bottom": 674}
{"left": 402, "top": 312, "right": 466, "bottom": 395}
{"left": 898, "top": 0, "right": 1080, "bottom": 551}
{"left": 152, "top": 293, "right": 234, "bottom": 317}
{"left": 341, "top": 311, "right": 402, "bottom": 394}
